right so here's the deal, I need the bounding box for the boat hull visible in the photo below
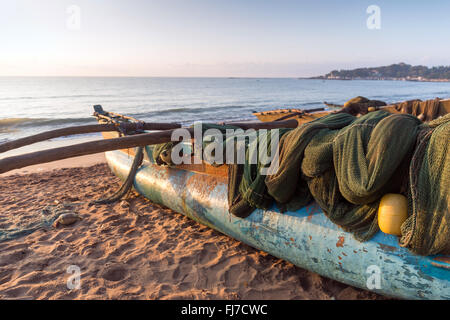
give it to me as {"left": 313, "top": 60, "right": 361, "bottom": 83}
{"left": 105, "top": 149, "right": 450, "bottom": 300}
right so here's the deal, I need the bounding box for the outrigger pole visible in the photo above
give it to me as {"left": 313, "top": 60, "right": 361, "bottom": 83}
{"left": 0, "top": 122, "right": 182, "bottom": 154}
{"left": 0, "top": 105, "right": 299, "bottom": 174}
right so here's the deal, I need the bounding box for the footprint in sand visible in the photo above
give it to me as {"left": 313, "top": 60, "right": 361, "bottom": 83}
{"left": 0, "top": 249, "right": 30, "bottom": 266}
{"left": 100, "top": 265, "right": 128, "bottom": 282}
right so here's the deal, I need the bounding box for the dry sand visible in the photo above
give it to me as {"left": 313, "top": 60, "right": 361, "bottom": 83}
{"left": 0, "top": 159, "right": 388, "bottom": 300}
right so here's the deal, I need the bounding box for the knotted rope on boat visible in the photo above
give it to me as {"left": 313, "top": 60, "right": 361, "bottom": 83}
{"left": 92, "top": 106, "right": 146, "bottom": 204}
{"left": 91, "top": 146, "right": 144, "bottom": 205}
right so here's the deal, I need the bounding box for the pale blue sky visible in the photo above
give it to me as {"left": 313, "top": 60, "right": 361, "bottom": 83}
{"left": 1, "top": 0, "right": 449, "bottom": 77}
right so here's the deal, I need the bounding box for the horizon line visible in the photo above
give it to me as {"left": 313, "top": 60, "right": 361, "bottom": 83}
{"left": 0, "top": 75, "right": 312, "bottom": 79}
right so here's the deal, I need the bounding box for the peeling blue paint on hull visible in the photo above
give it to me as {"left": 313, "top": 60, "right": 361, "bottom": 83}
{"left": 105, "top": 150, "right": 450, "bottom": 300}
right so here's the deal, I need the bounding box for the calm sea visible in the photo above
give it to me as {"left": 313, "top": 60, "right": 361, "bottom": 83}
{"left": 0, "top": 77, "right": 449, "bottom": 154}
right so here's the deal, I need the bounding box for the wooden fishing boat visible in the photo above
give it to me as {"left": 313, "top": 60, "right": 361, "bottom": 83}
{"left": 0, "top": 97, "right": 447, "bottom": 300}
{"left": 100, "top": 118, "right": 450, "bottom": 300}
{"left": 253, "top": 99, "right": 450, "bottom": 123}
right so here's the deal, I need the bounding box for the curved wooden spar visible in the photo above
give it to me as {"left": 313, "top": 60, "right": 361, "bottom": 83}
{"left": 0, "top": 122, "right": 182, "bottom": 154}
{"left": 0, "top": 129, "right": 186, "bottom": 174}
{"left": 0, "top": 119, "right": 298, "bottom": 174}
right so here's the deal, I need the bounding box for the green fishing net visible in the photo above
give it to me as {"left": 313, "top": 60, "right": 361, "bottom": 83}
{"left": 150, "top": 110, "right": 450, "bottom": 255}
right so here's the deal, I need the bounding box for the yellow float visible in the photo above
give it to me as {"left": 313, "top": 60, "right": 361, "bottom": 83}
{"left": 378, "top": 193, "right": 408, "bottom": 236}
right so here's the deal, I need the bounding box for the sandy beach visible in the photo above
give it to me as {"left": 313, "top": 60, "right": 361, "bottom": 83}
{"left": 2, "top": 0, "right": 449, "bottom": 303}
{"left": 0, "top": 157, "right": 389, "bottom": 300}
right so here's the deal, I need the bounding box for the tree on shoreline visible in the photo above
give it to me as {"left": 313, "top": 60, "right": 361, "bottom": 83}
{"left": 314, "top": 63, "right": 450, "bottom": 80}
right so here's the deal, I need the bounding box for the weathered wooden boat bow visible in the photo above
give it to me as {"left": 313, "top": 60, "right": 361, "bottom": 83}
{"left": 99, "top": 105, "right": 450, "bottom": 300}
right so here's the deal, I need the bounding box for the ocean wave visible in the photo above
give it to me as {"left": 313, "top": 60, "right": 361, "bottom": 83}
{"left": 126, "top": 105, "right": 257, "bottom": 118}
{"left": 0, "top": 117, "right": 96, "bottom": 130}
{"left": 0, "top": 94, "right": 115, "bottom": 101}
{"left": 0, "top": 118, "right": 36, "bottom": 133}
{"left": 0, "top": 118, "right": 32, "bottom": 133}
{"left": 300, "top": 101, "right": 324, "bottom": 107}
{"left": 0, "top": 106, "right": 254, "bottom": 132}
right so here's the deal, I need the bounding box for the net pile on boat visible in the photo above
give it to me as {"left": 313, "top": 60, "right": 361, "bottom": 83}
{"left": 391, "top": 98, "right": 442, "bottom": 121}
{"left": 326, "top": 96, "right": 442, "bottom": 121}
{"left": 264, "top": 110, "right": 449, "bottom": 256}
{"left": 152, "top": 109, "right": 449, "bottom": 256}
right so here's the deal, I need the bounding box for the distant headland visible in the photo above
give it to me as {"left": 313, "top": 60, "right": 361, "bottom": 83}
{"left": 310, "top": 63, "right": 450, "bottom": 82}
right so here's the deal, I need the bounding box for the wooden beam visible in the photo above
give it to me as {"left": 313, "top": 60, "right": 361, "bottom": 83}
{"left": 0, "top": 128, "right": 191, "bottom": 174}
{"left": 0, "top": 122, "right": 181, "bottom": 154}
{"left": 0, "top": 119, "right": 300, "bottom": 174}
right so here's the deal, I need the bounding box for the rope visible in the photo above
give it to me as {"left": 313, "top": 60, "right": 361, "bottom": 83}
{"left": 91, "top": 107, "right": 147, "bottom": 204}
{"left": 0, "top": 146, "right": 145, "bottom": 243}
{"left": 90, "top": 146, "right": 144, "bottom": 205}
